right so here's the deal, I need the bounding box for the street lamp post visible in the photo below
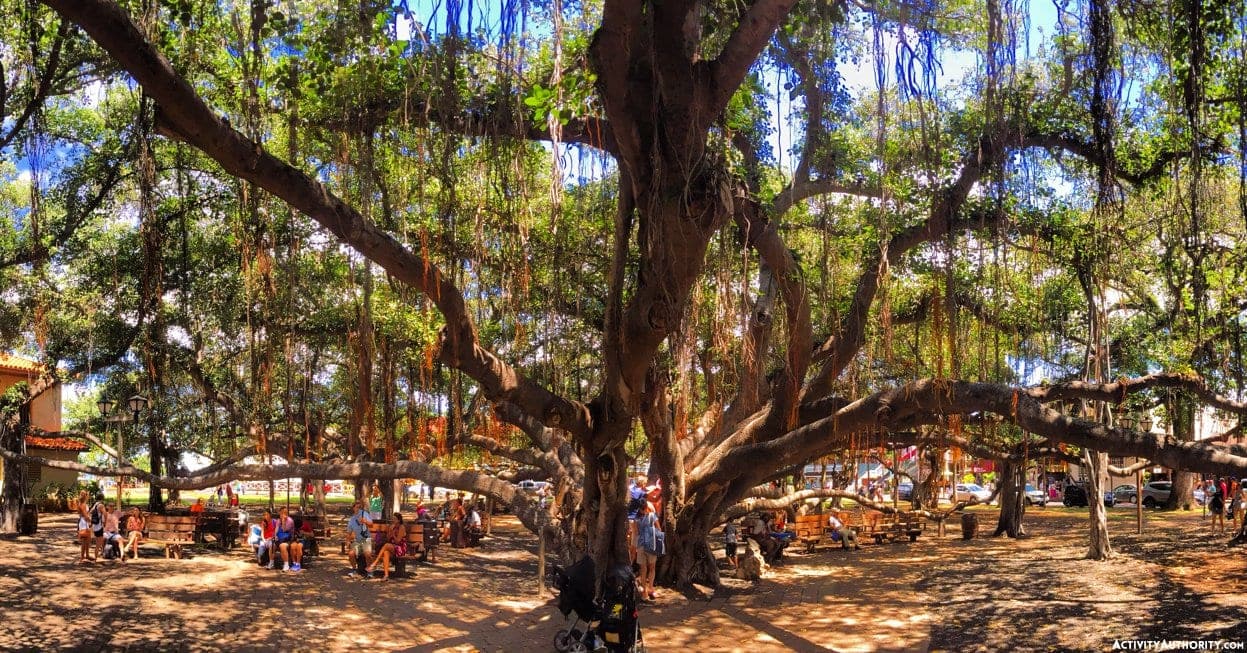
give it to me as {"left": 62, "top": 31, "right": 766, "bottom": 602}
{"left": 127, "top": 395, "right": 147, "bottom": 510}
{"left": 97, "top": 399, "right": 116, "bottom": 508}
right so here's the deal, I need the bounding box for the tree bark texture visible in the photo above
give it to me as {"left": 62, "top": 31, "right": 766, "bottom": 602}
{"left": 993, "top": 458, "right": 1028, "bottom": 538}
{"left": 1084, "top": 449, "right": 1114, "bottom": 560}
{"left": 0, "top": 422, "right": 23, "bottom": 533}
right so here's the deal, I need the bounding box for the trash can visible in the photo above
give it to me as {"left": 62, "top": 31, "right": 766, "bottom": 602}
{"left": 418, "top": 518, "right": 440, "bottom": 562}
{"left": 19, "top": 502, "right": 38, "bottom": 536}
{"left": 960, "top": 512, "right": 978, "bottom": 540}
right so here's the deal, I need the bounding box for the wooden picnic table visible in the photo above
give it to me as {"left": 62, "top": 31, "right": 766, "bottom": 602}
{"left": 167, "top": 508, "right": 240, "bottom": 549}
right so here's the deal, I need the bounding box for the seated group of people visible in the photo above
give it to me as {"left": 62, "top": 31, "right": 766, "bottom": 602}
{"left": 746, "top": 512, "right": 791, "bottom": 563}
{"left": 343, "top": 500, "right": 423, "bottom": 581}
{"left": 75, "top": 492, "right": 145, "bottom": 563}
{"left": 437, "top": 497, "right": 485, "bottom": 548}
{"left": 247, "top": 506, "right": 311, "bottom": 572}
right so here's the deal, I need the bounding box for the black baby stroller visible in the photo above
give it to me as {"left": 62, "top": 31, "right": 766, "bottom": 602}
{"left": 550, "top": 556, "right": 646, "bottom": 653}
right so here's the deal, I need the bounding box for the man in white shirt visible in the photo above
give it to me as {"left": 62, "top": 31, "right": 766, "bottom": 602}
{"left": 827, "top": 512, "right": 858, "bottom": 550}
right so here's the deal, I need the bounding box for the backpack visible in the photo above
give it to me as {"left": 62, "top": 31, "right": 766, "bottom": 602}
{"left": 89, "top": 505, "right": 101, "bottom": 528}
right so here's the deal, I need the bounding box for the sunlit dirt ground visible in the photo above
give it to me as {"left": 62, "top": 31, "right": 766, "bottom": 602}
{"left": 1, "top": 506, "right": 1244, "bottom": 652}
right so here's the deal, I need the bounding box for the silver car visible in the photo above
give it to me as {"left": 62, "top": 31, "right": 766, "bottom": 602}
{"left": 1111, "top": 484, "right": 1138, "bottom": 505}
{"left": 1112, "top": 481, "right": 1174, "bottom": 506}
{"left": 1024, "top": 484, "right": 1047, "bottom": 507}
{"left": 1140, "top": 481, "right": 1172, "bottom": 507}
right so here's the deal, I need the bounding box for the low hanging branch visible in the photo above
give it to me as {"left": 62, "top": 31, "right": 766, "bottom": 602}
{"left": 703, "top": 378, "right": 1247, "bottom": 497}
{"left": 1026, "top": 373, "right": 1247, "bottom": 415}
{"left": 721, "top": 486, "right": 989, "bottom": 523}
{"left": 1031, "top": 447, "right": 1154, "bottom": 477}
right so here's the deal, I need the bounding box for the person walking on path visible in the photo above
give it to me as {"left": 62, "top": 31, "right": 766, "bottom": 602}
{"left": 369, "top": 484, "right": 384, "bottom": 521}
{"left": 632, "top": 500, "right": 663, "bottom": 602}
{"left": 75, "top": 491, "right": 94, "bottom": 563}
{"left": 723, "top": 518, "right": 739, "bottom": 569}
{"left": 1209, "top": 479, "right": 1227, "bottom": 534}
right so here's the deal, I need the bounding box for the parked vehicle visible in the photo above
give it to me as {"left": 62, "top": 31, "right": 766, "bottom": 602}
{"left": 1062, "top": 483, "right": 1115, "bottom": 507}
{"left": 897, "top": 483, "right": 914, "bottom": 501}
{"left": 1111, "top": 484, "right": 1137, "bottom": 505}
{"left": 955, "top": 483, "right": 993, "bottom": 503}
{"left": 1024, "top": 484, "right": 1047, "bottom": 507}
{"left": 1140, "top": 481, "right": 1172, "bottom": 507}
{"left": 517, "top": 480, "right": 551, "bottom": 493}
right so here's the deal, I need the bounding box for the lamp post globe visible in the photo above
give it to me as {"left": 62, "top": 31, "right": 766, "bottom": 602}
{"left": 127, "top": 395, "right": 148, "bottom": 416}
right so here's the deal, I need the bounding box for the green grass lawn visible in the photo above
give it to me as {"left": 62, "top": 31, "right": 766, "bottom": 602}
{"left": 110, "top": 488, "right": 360, "bottom": 509}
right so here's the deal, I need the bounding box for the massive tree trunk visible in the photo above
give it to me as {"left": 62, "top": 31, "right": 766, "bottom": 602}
{"left": 1165, "top": 393, "right": 1197, "bottom": 510}
{"left": 1084, "top": 449, "right": 1114, "bottom": 560}
{"left": 0, "top": 422, "right": 24, "bottom": 533}
{"left": 993, "top": 458, "right": 1027, "bottom": 537}
{"left": 659, "top": 508, "right": 721, "bottom": 589}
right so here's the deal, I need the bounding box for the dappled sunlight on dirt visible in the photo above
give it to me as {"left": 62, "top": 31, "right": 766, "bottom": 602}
{"left": 1, "top": 507, "right": 1244, "bottom": 651}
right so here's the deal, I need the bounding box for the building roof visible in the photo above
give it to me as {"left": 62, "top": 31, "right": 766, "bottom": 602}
{"left": 25, "top": 435, "right": 89, "bottom": 452}
{"left": 0, "top": 352, "right": 44, "bottom": 375}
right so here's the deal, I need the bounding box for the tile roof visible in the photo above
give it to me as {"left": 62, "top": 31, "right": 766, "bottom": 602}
{"left": 25, "top": 435, "right": 89, "bottom": 452}
{"left": 0, "top": 353, "right": 44, "bottom": 374}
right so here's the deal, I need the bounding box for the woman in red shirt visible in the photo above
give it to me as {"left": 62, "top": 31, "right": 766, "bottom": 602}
{"left": 258, "top": 510, "right": 278, "bottom": 568}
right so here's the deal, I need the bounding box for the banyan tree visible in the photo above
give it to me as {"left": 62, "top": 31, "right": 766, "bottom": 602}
{"left": 3, "top": 0, "right": 1247, "bottom": 583}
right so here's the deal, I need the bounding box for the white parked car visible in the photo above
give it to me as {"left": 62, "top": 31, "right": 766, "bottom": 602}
{"left": 1024, "top": 484, "right": 1048, "bottom": 507}
{"left": 955, "top": 483, "right": 993, "bottom": 503}
{"left": 516, "top": 480, "right": 551, "bottom": 493}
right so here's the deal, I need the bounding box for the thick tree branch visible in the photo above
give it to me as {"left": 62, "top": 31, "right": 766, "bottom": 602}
{"left": 44, "top": 0, "right": 592, "bottom": 440}
{"left": 315, "top": 95, "right": 618, "bottom": 155}
{"left": 709, "top": 0, "right": 799, "bottom": 115}
{"left": 770, "top": 178, "right": 883, "bottom": 216}
{"left": 774, "top": 379, "right": 1247, "bottom": 481}
{"left": 1027, "top": 373, "right": 1247, "bottom": 415}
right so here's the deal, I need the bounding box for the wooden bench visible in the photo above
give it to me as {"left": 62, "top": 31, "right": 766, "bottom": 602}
{"left": 293, "top": 513, "right": 331, "bottom": 556}
{"left": 366, "top": 520, "right": 439, "bottom": 576}
{"left": 143, "top": 515, "right": 197, "bottom": 558}
{"left": 793, "top": 514, "right": 829, "bottom": 552}
{"left": 193, "top": 511, "right": 240, "bottom": 549}
{"left": 833, "top": 509, "right": 925, "bottom": 544}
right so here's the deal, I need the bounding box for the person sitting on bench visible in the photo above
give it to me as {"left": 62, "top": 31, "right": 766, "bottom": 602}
{"left": 367, "top": 512, "right": 408, "bottom": 581}
{"left": 748, "top": 513, "right": 782, "bottom": 563}
{"left": 100, "top": 503, "right": 126, "bottom": 561}
{"left": 121, "top": 507, "right": 145, "bottom": 559}
{"left": 275, "top": 507, "right": 303, "bottom": 572}
{"left": 827, "top": 512, "right": 858, "bottom": 550}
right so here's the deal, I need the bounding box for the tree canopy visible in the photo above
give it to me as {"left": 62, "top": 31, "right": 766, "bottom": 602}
{"left": 3, "top": 0, "right": 1247, "bottom": 581}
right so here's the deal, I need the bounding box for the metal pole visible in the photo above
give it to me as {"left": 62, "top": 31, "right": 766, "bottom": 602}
{"left": 1135, "top": 468, "right": 1142, "bottom": 535}
{"left": 130, "top": 409, "right": 139, "bottom": 508}
{"left": 892, "top": 446, "right": 899, "bottom": 510}
{"left": 537, "top": 530, "right": 546, "bottom": 598}
{"left": 115, "top": 421, "right": 123, "bottom": 509}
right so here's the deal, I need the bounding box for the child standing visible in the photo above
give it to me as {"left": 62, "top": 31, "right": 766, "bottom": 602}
{"left": 723, "top": 518, "right": 739, "bottom": 569}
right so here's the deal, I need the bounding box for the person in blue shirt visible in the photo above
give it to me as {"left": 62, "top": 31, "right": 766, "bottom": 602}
{"left": 631, "top": 501, "right": 662, "bottom": 601}
{"left": 275, "top": 506, "right": 304, "bottom": 572}
{"left": 346, "top": 500, "right": 374, "bottom": 577}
